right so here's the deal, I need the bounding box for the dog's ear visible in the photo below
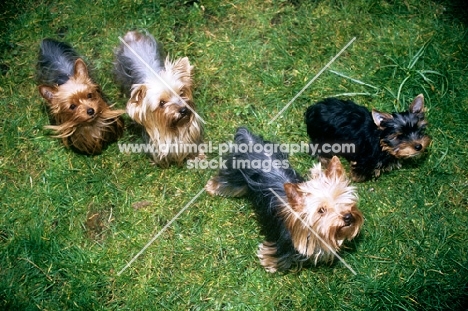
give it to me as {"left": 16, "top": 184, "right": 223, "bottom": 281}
{"left": 74, "top": 58, "right": 90, "bottom": 79}
{"left": 325, "top": 156, "right": 346, "bottom": 180}
{"left": 372, "top": 109, "right": 393, "bottom": 128}
{"left": 172, "top": 57, "right": 192, "bottom": 75}
{"left": 38, "top": 85, "right": 56, "bottom": 102}
{"left": 409, "top": 94, "right": 425, "bottom": 114}
{"left": 284, "top": 183, "right": 305, "bottom": 212}
{"left": 126, "top": 85, "right": 147, "bottom": 123}
{"left": 167, "top": 57, "right": 193, "bottom": 85}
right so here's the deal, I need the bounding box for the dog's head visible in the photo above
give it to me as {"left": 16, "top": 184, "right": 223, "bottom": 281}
{"left": 372, "top": 94, "right": 431, "bottom": 159}
{"left": 126, "top": 57, "right": 196, "bottom": 140}
{"left": 39, "top": 58, "right": 125, "bottom": 153}
{"left": 282, "top": 156, "right": 363, "bottom": 263}
{"left": 39, "top": 58, "right": 106, "bottom": 122}
{"left": 39, "top": 58, "right": 113, "bottom": 135}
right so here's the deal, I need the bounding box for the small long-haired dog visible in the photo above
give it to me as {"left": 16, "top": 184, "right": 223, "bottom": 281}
{"left": 114, "top": 30, "right": 203, "bottom": 167}
{"left": 37, "top": 38, "right": 125, "bottom": 155}
{"left": 305, "top": 95, "right": 431, "bottom": 182}
{"left": 205, "top": 128, "right": 363, "bottom": 273}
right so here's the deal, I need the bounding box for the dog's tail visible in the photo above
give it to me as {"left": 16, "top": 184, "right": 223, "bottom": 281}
{"left": 36, "top": 38, "right": 80, "bottom": 85}
{"left": 114, "top": 30, "right": 166, "bottom": 92}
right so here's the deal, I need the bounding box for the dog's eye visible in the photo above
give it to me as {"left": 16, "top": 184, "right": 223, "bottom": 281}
{"left": 70, "top": 104, "right": 77, "bottom": 110}
{"left": 159, "top": 100, "right": 166, "bottom": 107}
{"left": 318, "top": 207, "right": 326, "bottom": 214}
{"left": 87, "top": 93, "right": 93, "bottom": 99}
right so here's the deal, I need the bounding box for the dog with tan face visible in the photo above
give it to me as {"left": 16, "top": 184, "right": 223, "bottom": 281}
{"left": 205, "top": 127, "right": 363, "bottom": 273}
{"left": 305, "top": 95, "right": 431, "bottom": 181}
{"left": 114, "top": 31, "right": 203, "bottom": 167}
{"left": 37, "top": 39, "right": 124, "bottom": 155}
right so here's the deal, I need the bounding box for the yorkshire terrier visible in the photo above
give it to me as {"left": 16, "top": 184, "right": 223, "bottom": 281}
{"left": 114, "top": 30, "right": 203, "bottom": 167}
{"left": 37, "top": 38, "right": 125, "bottom": 155}
{"left": 205, "top": 127, "right": 363, "bottom": 273}
{"left": 305, "top": 95, "right": 431, "bottom": 182}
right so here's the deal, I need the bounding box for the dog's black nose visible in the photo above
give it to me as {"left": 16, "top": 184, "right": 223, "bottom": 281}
{"left": 343, "top": 213, "right": 354, "bottom": 226}
{"left": 87, "top": 108, "right": 95, "bottom": 116}
{"left": 179, "top": 107, "right": 188, "bottom": 116}
{"left": 414, "top": 144, "right": 422, "bottom": 151}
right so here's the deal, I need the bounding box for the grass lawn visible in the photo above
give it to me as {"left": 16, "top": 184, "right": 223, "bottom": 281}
{"left": 1, "top": 0, "right": 467, "bottom": 310}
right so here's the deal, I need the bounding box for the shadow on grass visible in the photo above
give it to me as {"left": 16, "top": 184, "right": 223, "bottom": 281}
{"left": 438, "top": 0, "right": 468, "bottom": 24}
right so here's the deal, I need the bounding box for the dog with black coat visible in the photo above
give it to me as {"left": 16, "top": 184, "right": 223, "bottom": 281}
{"left": 305, "top": 95, "right": 431, "bottom": 182}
